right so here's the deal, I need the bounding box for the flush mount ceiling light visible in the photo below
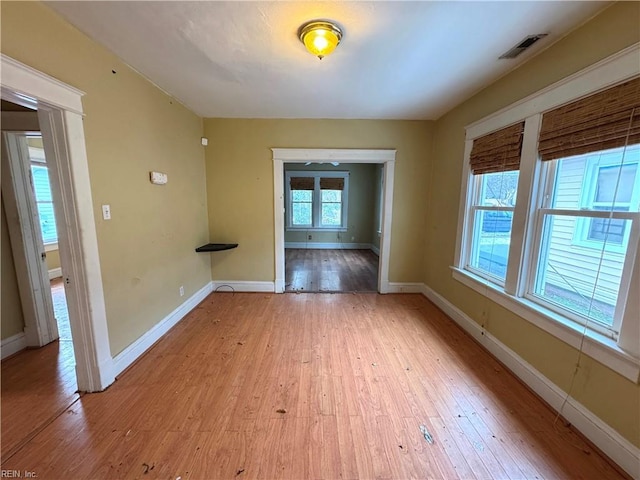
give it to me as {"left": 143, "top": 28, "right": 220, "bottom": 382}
{"left": 298, "top": 20, "right": 343, "bottom": 60}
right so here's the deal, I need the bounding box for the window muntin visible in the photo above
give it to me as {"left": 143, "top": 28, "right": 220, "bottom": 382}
{"left": 285, "top": 171, "right": 348, "bottom": 230}
{"left": 465, "top": 170, "right": 519, "bottom": 284}
{"left": 527, "top": 145, "right": 640, "bottom": 334}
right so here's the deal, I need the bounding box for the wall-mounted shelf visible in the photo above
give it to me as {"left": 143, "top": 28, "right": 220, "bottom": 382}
{"left": 195, "top": 243, "right": 238, "bottom": 253}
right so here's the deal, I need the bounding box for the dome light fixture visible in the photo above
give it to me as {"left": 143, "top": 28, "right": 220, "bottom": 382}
{"left": 298, "top": 20, "right": 343, "bottom": 60}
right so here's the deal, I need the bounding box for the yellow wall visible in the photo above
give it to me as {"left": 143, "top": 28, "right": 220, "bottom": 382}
{"left": 284, "top": 163, "right": 377, "bottom": 245}
{"left": 1, "top": 2, "right": 212, "bottom": 355}
{"left": 204, "top": 119, "right": 432, "bottom": 283}
{"left": 45, "top": 249, "right": 61, "bottom": 272}
{"left": 1, "top": 199, "right": 25, "bottom": 340}
{"left": 426, "top": 2, "right": 640, "bottom": 447}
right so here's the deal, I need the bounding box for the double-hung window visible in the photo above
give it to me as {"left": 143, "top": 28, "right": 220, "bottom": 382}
{"left": 455, "top": 69, "right": 640, "bottom": 379}
{"left": 286, "top": 171, "right": 349, "bottom": 230}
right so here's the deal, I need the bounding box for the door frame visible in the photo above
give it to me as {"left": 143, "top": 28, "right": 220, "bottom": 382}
{"left": 1, "top": 54, "right": 115, "bottom": 392}
{"left": 272, "top": 148, "right": 396, "bottom": 293}
{"left": 2, "top": 131, "right": 59, "bottom": 347}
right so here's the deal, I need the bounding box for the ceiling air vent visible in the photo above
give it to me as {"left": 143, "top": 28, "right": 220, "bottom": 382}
{"left": 499, "top": 34, "right": 548, "bottom": 59}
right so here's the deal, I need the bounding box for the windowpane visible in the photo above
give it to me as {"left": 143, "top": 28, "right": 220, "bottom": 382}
{"left": 321, "top": 203, "right": 342, "bottom": 226}
{"left": 31, "top": 165, "right": 52, "bottom": 202}
{"left": 469, "top": 210, "right": 513, "bottom": 281}
{"left": 321, "top": 189, "right": 341, "bottom": 202}
{"left": 533, "top": 214, "right": 629, "bottom": 327}
{"left": 292, "top": 203, "right": 312, "bottom": 226}
{"left": 595, "top": 164, "right": 636, "bottom": 203}
{"left": 292, "top": 190, "right": 312, "bottom": 202}
{"left": 36, "top": 202, "right": 58, "bottom": 244}
{"left": 478, "top": 171, "right": 518, "bottom": 207}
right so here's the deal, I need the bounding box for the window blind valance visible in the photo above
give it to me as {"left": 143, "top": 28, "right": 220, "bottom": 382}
{"left": 469, "top": 122, "right": 525, "bottom": 175}
{"left": 539, "top": 77, "right": 640, "bottom": 161}
{"left": 290, "top": 177, "right": 314, "bottom": 190}
{"left": 320, "top": 177, "right": 345, "bottom": 190}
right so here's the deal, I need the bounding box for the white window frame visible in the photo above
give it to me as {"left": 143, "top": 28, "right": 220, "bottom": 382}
{"left": 573, "top": 156, "right": 639, "bottom": 253}
{"left": 285, "top": 171, "right": 349, "bottom": 232}
{"left": 453, "top": 44, "right": 640, "bottom": 383}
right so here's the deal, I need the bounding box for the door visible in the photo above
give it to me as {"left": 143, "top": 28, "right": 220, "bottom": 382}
{"left": 1, "top": 131, "right": 59, "bottom": 346}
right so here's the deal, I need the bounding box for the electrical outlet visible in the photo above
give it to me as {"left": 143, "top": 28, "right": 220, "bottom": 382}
{"left": 308, "top": 234, "right": 312, "bottom": 240}
{"left": 351, "top": 236, "right": 355, "bottom": 241}
{"left": 179, "top": 286, "right": 184, "bottom": 297}
{"left": 102, "top": 204, "right": 111, "bottom": 220}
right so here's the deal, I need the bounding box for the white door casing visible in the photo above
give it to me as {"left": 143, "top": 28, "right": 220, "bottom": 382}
{"left": 1, "top": 132, "right": 59, "bottom": 346}
{"left": 272, "top": 148, "right": 396, "bottom": 293}
{"left": 1, "top": 54, "right": 115, "bottom": 392}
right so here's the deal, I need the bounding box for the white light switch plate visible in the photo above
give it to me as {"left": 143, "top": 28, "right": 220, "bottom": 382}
{"left": 150, "top": 171, "right": 168, "bottom": 185}
{"left": 102, "top": 204, "right": 111, "bottom": 220}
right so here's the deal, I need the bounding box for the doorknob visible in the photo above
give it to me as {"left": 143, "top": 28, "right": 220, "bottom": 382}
{"left": 41, "top": 252, "right": 47, "bottom": 261}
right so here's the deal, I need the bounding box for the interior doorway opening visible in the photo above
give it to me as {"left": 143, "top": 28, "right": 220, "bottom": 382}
{"left": 283, "top": 162, "right": 383, "bottom": 293}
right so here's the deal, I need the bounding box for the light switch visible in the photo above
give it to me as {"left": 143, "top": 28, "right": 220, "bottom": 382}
{"left": 102, "top": 204, "right": 111, "bottom": 220}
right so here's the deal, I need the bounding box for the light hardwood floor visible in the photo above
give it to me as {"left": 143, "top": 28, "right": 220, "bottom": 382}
{"left": 1, "top": 279, "right": 77, "bottom": 461}
{"left": 285, "top": 249, "right": 378, "bottom": 292}
{"left": 1, "top": 293, "right": 627, "bottom": 479}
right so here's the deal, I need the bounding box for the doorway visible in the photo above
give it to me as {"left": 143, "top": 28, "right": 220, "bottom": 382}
{"left": 283, "top": 162, "right": 382, "bottom": 292}
{"left": 272, "top": 148, "right": 396, "bottom": 294}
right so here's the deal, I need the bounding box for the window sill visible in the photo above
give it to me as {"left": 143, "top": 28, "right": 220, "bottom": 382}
{"left": 44, "top": 242, "right": 58, "bottom": 252}
{"left": 286, "top": 227, "right": 348, "bottom": 232}
{"left": 451, "top": 266, "right": 640, "bottom": 383}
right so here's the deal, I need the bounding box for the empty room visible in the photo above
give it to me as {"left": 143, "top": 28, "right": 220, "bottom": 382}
{"left": 1, "top": 1, "right": 638, "bottom": 479}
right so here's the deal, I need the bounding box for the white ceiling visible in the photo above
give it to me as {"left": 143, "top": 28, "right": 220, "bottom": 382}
{"left": 47, "top": 1, "right": 610, "bottom": 120}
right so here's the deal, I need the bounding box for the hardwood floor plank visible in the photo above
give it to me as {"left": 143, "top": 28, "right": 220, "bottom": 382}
{"left": 1, "top": 292, "right": 629, "bottom": 479}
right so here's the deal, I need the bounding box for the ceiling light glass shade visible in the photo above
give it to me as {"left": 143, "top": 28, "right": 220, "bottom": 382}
{"left": 299, "top": 21, "right": 342, "bottom": 60}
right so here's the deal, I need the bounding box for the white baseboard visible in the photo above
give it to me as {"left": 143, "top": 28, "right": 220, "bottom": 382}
{"left": 48, "top": 267, "right": 62, "bottom": 279}
{"left": 370, "top": 244, "right": 380, "bottom": 256}
{"left": 112, "top": 281, "right": 214, "bottom": 377}
{"left": 421, "top": 284, "right": 640, "bottom": 479}
{"left": 1, "top": 332, "right": 26, "bottom": 360}
{"left": 285, "top": 242, "right": 372, "bottom": 250}
{"left": 387, "top": 282, "right": 427, "bottom": 293}
{"left": 212, "top": 280, "right": 275, "bottom": 292}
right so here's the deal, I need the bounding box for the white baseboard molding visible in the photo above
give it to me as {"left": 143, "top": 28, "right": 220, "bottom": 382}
{"left": 387, "top": 282, "right": 427, "bottom": 293}
{"left": 1, "top": 332, "right": 26, "bottom": 360}
{"left": 212, "top": 280, "right": 275, "bottom": 293}
{"left": 370, "top": 244, "right": 380, "bottom": 256}
{"left": 421, "top": 284, "right": 640, "bottom": 479}
{"left": 112, "top": 281, "right": 214, "bottom": 378}
{"left": 48, "top": 267, "right": 62, "bottom": 279}
{"left": 285, "top": 242, "right": 372, "bottom": 250}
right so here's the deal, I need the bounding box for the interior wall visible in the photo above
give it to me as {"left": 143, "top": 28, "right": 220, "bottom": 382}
{"left": 426, "top": 1, "right": 640, "bottom": 447}
{"left": 204, "top": 119, "right": 432, "bottom": 283}
{"left": 45, "top": 249, "right": 61, "bottom": 271}
{"left": 284, "top": 163, "right": 376, "bottom": 246}
{"left": 1, "top": 1, "right": 212, "bottom": 356}
{"left": 1, "top": 198, "right": 25, "bottom": 340}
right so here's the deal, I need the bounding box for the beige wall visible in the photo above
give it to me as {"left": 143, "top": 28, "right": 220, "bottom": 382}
{"left": 284, "top": 163, "right": 377, "bottom": 245}
{"left": 1, "top": 199, "right": 25, "bottom": 340}
{"left": 1, "top": 2, "right": 211, "bottom": 356}
{"left": 426, "top": 2, "right": 640, "bottom": 447}
{"left": 204, "top": 119, "right": 432, "bottom": 283}
{"left": 46, "top": 249, "right": 61, "bottom": 272}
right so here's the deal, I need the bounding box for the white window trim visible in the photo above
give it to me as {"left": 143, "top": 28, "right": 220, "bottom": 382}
{"left": 453, "top": 43, "right": 640, "bottom": 383}
{"left": 285, "top": 170, "right": 349, "bottom": 231}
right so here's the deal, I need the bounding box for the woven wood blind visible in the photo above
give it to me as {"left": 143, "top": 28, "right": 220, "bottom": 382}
{"left": 290, "top": 177, "right": 314, "bottom": 190}
{"left": 469, "top": 122, "right": 524, "bottom": 175}
{"left": 320, "top": 177, "right": 345, "bottom": 190}
{"left": 539, "top": 77, "right": 640, "bottom": 161}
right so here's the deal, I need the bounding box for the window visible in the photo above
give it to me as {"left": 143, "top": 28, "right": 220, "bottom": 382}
{"left": 529, "top": 145, "right": 640, "bottom": 332}
{"left": 454, "top": 68, "right": 640, "bottom": 379}
{"left": 286, "top": 171, "right": 348, "bottom": 230}
{"left": 28, "top": 139, "right": 58, "bottom": 245}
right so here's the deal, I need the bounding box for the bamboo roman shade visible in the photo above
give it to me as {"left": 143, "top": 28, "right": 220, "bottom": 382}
{"left": 539, "top": 77, "right": 640, "bottom": 161}
{"left": 469, "top": 122, "right": 525, "bottom": 175}
{"left": 290, "top": 177, "right": 314, "bottom": 190}
{"left": 320, "top": 177, "right": 345, "bottom": 190}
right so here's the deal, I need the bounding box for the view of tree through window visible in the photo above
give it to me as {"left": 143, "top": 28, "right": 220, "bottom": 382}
{"left": 321, "top": 190, "right": 341, "bottom": 226}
